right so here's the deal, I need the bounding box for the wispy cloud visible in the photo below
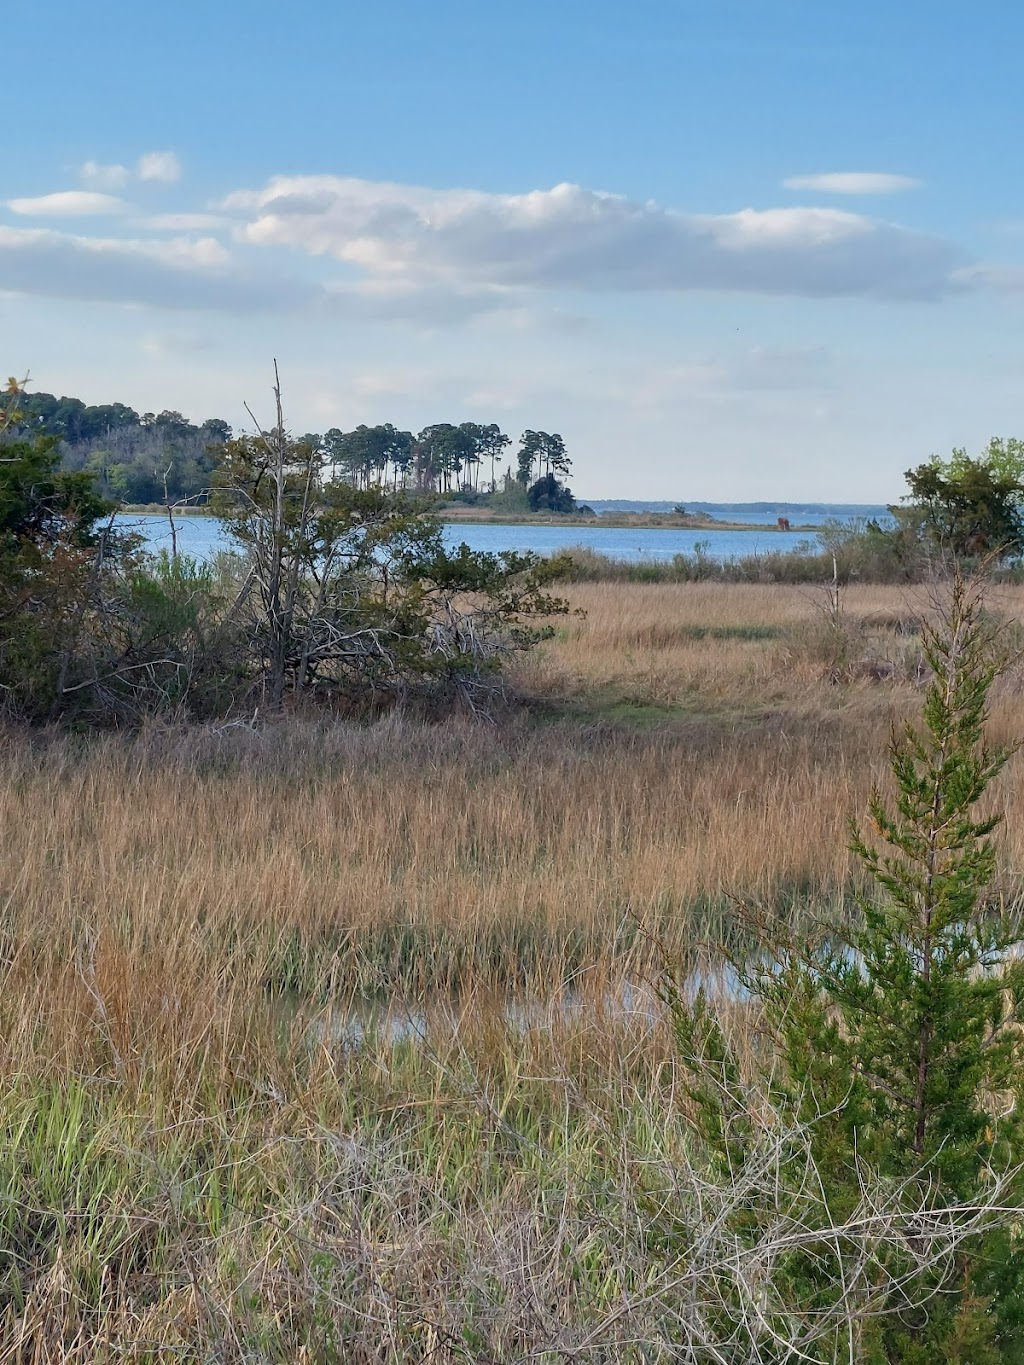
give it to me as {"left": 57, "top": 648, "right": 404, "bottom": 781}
{"left": 137, "top": 151, "right": 182, "bottom": 184}
{"left": 78, "top": 152, "right": 184, "bottom": 193}
{"left": 782, "top": 172, "right": 922, "bottom": 195}
{"left": 140, "top": 333, "right": 216, "bottom": 356}
{"left": 80, "top": 161, "right": 130, "bottom": 191}
{"left": 724, "top": 345, "right": 832, "bottom": 392}
{"left": 950, "top": 263, "right": 1024, "bottom": 293}
{"left": 223, "top": 174, "right": 959, "bottom": 301}
{"left": 8, "top": 191, "right": 128, "bottom": 217}
{"left": 611, "top": 346, "right": 834, "bottom": 411}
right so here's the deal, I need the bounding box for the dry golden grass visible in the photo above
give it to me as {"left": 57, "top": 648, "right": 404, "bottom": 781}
{"left": 521, "top": 578, "right": 1024, "bottom": 705}
{"left": 2, "top": 576, "right": 1024, "bottom": 1025}
{"left": 3, "top": 576, "right": 1024, "bottom": 1356}
{"left": 7, "top": 580, "right": 1024, "bottom": 993}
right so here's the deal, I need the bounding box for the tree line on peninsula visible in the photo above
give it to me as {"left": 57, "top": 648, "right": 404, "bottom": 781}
{"left": 17, "top": 386, "right": 577, "bottom": 509}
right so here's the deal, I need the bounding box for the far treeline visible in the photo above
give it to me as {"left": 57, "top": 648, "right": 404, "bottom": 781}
{"left": 17, "top": 388, "right": 580, "bottom": 511}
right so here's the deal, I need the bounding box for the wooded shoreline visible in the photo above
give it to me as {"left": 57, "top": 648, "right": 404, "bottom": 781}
{"left": 121, "top": 501, "right": 820, "bottom": 531}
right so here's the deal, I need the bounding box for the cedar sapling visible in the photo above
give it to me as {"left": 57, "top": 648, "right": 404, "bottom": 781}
{"left": 668, "top": 566, "right": 1024, "bottom": 1362}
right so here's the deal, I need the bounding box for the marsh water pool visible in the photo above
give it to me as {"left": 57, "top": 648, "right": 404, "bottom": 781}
{"left": 121, "top": 513, "right": 828, "bottom": 564}
{"left": 276, "top": 979, "right": 664, "bottom": 1050}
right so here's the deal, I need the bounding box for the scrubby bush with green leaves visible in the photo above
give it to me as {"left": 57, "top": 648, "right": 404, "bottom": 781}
{"left": 210, "top": 389, "right": 570, "bottom": 715}
{"left": 899, "top": 440, "right": 1024, "bottom": 559}
{"left": 0, "top": 382, "right": 119, "bottom": 720}
{"left": 1, "top": 374, "right": 569, "bottom": 725}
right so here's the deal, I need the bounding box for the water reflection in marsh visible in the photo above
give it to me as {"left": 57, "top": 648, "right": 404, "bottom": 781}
{"left": 272, "top": 979, "right": 665, "bottom": 1050}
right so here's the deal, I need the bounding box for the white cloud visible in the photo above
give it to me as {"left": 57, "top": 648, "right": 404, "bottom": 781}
{"left": 80, "top": 161, "right": 130, "bottom": 191}
{"left": 138, "top": 151, "right": 182, "bottom": 184}
{"left": 8, "top": 191, "right": 128, "bottom": 217}
{"left": 222, "top": 174, "right": 960, "bottom": 301}
{"left": 782, "top": 173, "right": 922, "bottom": 195}
{"left": 0, "top": 225, "right": 308, "bottom": 311}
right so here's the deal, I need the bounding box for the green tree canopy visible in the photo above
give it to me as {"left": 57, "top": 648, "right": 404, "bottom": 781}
{"left": 527, "top": 472, "right": 576, "bottom": 513}
{"left": 901, "top": 450, "right": 1024, "bottom": 557}
{"left": 0, "top": 435, "right": 110, "bottom": 558}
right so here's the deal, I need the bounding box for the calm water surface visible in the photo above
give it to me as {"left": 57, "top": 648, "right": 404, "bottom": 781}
{"left": 277, "top": 980, "right": 661, "bottom": 1049}
{"left": 121, "top": 514, "right": 828, "bottom": 564}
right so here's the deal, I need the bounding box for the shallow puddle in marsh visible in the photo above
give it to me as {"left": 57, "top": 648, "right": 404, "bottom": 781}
{"left": 272, "top": 979, "right": 666, "bottom": 1049}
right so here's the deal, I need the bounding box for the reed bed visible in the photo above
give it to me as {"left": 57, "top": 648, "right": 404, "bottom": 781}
{"left": 4, "top": 577, "right": 1024, "bottom": 1357}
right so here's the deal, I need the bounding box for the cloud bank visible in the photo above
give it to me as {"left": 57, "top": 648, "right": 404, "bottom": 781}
{"left": 3, "top": 167, "right": 1019, "bottom": 318}
{"left": 0, "top": 226, "right": 305, "bottom": 312}
{"left": 223, "top": 175, "right": 960, "bottom": 301}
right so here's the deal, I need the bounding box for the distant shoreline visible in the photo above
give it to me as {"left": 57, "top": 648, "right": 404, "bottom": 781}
{"left": 120, "top": 504, "right": 821, "bottom": 532}
{"left": 122, "top": 505, "right": 821, "bottom": 533}
{"left": 436, "top": 508, "right": 819, "bottom": 531}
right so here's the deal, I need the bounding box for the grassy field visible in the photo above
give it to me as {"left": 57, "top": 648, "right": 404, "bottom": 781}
{"left": 4, "top": 577, "right": 1024, "bottom": 1358}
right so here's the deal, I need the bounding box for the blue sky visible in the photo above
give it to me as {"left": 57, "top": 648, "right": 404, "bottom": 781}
{"left": 4, "top": 0, "right": 1024, "bottom": 499}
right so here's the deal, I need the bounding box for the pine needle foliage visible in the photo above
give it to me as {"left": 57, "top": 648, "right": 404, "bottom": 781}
{"left": 668, "top": 567, "right": 1024, "bottom": 1362}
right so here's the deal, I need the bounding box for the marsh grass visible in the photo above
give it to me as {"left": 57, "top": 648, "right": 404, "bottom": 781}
{"left": 6, "top": 578, "right": 1024, "bottom": 1356}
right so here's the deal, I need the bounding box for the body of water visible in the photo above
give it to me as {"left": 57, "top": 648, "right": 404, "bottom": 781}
{"left": 278, "top": 980, "right": 661, "bottom": 1051}
{"left": 120, "top": 513, "right": 829, "bottom": 564}
{"left": 587, "top": 500, "right": 891, "bottom": 527}
{"left": 440, "top": 523, "right": 818, "bottom": 560}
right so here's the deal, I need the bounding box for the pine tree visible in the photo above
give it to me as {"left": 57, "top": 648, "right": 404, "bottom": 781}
{"left": 669, "top": 568, "right": 1024, "bottom": 1361}
{"left": 787, "top": 571, "right": 1024, "bottom": 1358}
